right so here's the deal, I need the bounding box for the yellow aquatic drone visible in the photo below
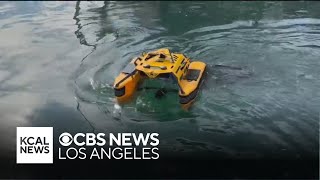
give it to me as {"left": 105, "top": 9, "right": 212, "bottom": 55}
{"left": 113, "top": 48, "right": 206, "bottom": 109}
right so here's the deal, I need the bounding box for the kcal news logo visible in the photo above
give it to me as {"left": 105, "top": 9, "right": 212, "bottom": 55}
{"left": 16, "top": 127, "right": 160, "bottom": 164}
{"left": 16, "top": 127, "right": 53, "bottom": 164}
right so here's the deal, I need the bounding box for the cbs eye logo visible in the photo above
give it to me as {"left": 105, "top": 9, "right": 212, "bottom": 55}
{"left": 59, "top": 133, "right": 73, "bottom": 146}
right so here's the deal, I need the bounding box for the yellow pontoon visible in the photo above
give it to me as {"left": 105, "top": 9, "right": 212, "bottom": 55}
{"left": 113, "top": 48, "right": 206, "bottom": 110}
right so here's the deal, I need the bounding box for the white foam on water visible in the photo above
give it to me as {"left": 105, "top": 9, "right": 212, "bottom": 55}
{"left": 184, "top": 20, "right": 255, "bottom": 35}
{"left": 112, "top": 103, "right": 122, "bottom": 119}
{"left": 89, "top": 78, "right": 96, "bottom": 90}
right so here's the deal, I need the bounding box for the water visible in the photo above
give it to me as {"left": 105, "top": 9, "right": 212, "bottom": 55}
{"left": 0, "top": 1, "right": 319, "bottom": 161}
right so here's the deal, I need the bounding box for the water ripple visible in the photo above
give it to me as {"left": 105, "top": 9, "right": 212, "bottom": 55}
{"left": 70, "top": 1, "right": 319, "bottom": 156}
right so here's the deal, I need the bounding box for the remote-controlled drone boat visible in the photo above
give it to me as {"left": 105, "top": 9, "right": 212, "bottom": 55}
{"left": 113, "top": 48, "right": 206, "bottom": 109}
